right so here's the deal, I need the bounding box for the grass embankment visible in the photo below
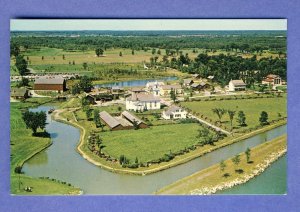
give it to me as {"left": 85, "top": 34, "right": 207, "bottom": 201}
{"left": 10, "top": 98, "right": 81, "bottom": 195}
{"left": 181, "top": 95, "right": 286, "bottom": 133}
{"left": 156, "top": 134, "right": 287, "bottom": 195}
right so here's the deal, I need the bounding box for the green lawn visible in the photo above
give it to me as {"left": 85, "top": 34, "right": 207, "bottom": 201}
{"left": 181, "top": 95, "right": 287, "bottom": 132}
{"left": 100, "top": 123, "right": 201, "bottom": 163}
{"left": 10, "top": 100, "right": 81, "bottom": 195}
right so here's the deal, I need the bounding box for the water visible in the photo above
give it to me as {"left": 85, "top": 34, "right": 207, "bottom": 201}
{"left": 217, "top": 155, "right": 287, "bottom": 195}
{"left": 94, "top": 76, "right": 178, "bottom": 88}
{"left": 23, "top": 106, "right": 287, "bottom": 194}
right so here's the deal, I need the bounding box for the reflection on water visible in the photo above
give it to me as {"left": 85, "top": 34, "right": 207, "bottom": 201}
{"left": 26, "top": 151, "right": 48, "bottom": 166}
{"left": 23, "top": 106, "right": 287, "bottom": 194}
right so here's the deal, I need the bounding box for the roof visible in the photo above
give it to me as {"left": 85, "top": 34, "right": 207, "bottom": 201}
{"left": 111, "top": 86, "right": 124, "bottom": 90}
{"left": 10, "top": 88, "right": 28, "bottom": 97}
{"left": 164, "top": 105, "right": 183, "bottom": 115}
{"left": 199, "top": 82, "right": 207, "bottom": 86}
{"left": 121, "top": 111, "right": 143, "bottom": 125}
{"left": 183, "top": 79, "right": 193, "bottom": 84}
{"left": 34, "top": 76, "right": 65, "bottom": 85}
{"left": 127, "top": 93, "right": 160, "bottom": 102}
{"left": 115, "top": 116, "right": 133, "bottom": 127}
{"left": 161, "top": 84, "right": 182, "bottom": 90}
{"left": 207, "top": 75, "right": 214, "bottom": 79}
{"left": 146, "top": 81, "right": 164, "bottom": 87}
{"left": 99, "top": 111, "right": 121, "bottom": 129}
{"left": 230, "top": 80, "right": 246, "bottom": 86}
{"left": 131, "top": 87, "right": 145, "bottom": 92}
{"left": 191, "top": 83, "right": 200, "bottom": 88}
{"left": 265, "top": 74, "right": 281, "bottom": 80}
{"left": 192, "top": 74, "right": 200, "bottom": 78}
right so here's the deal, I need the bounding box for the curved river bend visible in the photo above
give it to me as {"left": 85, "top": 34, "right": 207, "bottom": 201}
{"left": 23, "top": 106, "right": 287, "bottom": 194}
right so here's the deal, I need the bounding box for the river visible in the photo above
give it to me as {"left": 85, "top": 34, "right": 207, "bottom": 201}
{"left": 94, "top": 76, "right": 178, "bottom": 88}
{"left": 22, "top": 106, "right": 287, "bottom": 194}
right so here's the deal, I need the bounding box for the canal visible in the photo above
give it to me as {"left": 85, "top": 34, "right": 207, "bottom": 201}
{"left": 22, "top": 106, "right": 287, "bottom": 194}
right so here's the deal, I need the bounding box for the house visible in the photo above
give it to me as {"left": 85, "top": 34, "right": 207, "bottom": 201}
{"left": 85, "top": 94, "right": 96, "bottom": 105}
{"left": 162, "top": 105, "right": 187, "bottom": 120}
{"left": 126, "top": 93, "right": 161, "bottom": 112}
{"left": 228, "top": 80, "right": 246, "bottom": 92}
{"left": 110, "top": 86, "right": 125, "bottom": 95}
{"left": 262, "top": 74, "right": 282, "bottom": 88}
{"left": 183, "top": 79, "right": 194, "bottom": 87}
{"left": 34, "top": 76, "right": 66, "bottom": 92}
{"left": 145, "top": 81, "right": 164, "bottom": 96}
{"left": 159, "top": 84, "right": 183, "bottom": 96}
{"left": 121, "top": 111, "right": 148, "bottom": 129}
{"left": 10, "top": 88, "right": 29, "bottom": 99}
{"left": 192, "top": 74, "right": 200, "bottom": 79}
{"left": 130, "top": 87, "right": 146, "bottom": 94}
{"left": 99, "top": 111, "right": 124, "bottom": 131}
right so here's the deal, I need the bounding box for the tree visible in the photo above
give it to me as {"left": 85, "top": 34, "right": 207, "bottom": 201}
{"left": 131, "top": 49, "right": 135, "bottom": 55}
{"left": 95, "top": 48, "right": 104, "bottom": 57}
{"left": 78, "top": 76, "right": 93, "bottom": 92}
{"left": 152, "top": 48, "right": 156, "bottom": 55}
{"left": 15, "top": 55, "right": 28, "bottom": 75}
{"left": 220, "top": 160, "right": 226, "bottom": 172}
{"left": 93, "top": 109, "right": 101, "bottom": 127}
{"left": 236, "top": 111, "right": 246, "bottom": 126}
{"left": 42, "top": 56, "right": 44, "bottom": 60}
{"left": 135, "top": 157, "right": 139, "bottom": 164}
{"left": 22, "top": 111, "right": 47, "bottom": 135}
{"left": 245, "top": 147, "right": 251, "bottom": 163}
{"left": 197, "top": 127, "right": 214, "bottom": 146}
{"left": 170, "top": 88, "right": 177, "bottom": 102}
{"left": 227, "top": 110, "right": 236, "bottom": 131}
{"left": 259, "top": 111, "right": 269, "bottom": 126}
{"left": 157, "top": 49, "right": 161, "bottom": 55}
{"left": 83, "top": 62, "right": 88, "bottom": 70}
{"left": 212, "top": 108, "right": 227, "bottom": 123}
{"left": 232, "top": 154, "right": 240, "bottom": 167}
{"left": 71, "top": 84, "right": 81, "bottom": 95}
{"left": 17, "top": 77, "right": 29, "bottom": 87}
{"left": 62, "top": 54, "right": 65, "bottom": 60}
{"left": 132, "top": 120, "right": 139, "bottom": 130}
{"left": 10, "top": 43, "right": 20, "bottom": 57}
{"left": 72, "top": 61, "right": 75, "bottom": 65}
{"left": 86, "top": 108, "right": 92, "bottom": 120}
{"left": 119, "top": 51, "right": 122, "bottom": 57}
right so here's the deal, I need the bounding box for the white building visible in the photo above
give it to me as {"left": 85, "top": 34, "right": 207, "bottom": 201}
{"left": 145, "top": 81, "right": 165, "bottom": 96}
{"left": 126, "top": 93, "right": 161, "bottom": 112}
{"left": 228, "top": 80, "right": 246, "bottom": 92}
{"left": 162, "top": 105, "right": 187, "bottom": 120}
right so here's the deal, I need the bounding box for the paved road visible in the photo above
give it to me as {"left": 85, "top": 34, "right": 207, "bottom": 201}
{"left": 188, "top": 113, "right": 231, "bottom": 135}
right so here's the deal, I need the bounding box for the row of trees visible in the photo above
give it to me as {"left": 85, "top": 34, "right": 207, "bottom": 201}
{"left": 11, "top": 31, "right": 286, "bottom": 53}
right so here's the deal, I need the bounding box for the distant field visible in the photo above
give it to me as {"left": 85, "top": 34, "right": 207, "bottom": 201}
{"left": 181, "top": 95, "right": 287, "bottom": 132}
{"left": 100, "top": 123, "right": 200, "bottom": 163}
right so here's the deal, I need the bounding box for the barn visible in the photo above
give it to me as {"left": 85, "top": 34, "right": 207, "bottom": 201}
{"left": 34, "top": 76, "right": 66, "bottom": 92}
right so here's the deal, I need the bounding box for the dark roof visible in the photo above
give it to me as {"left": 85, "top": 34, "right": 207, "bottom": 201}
{"left": 34, "top": 76, "right": 65, "bottom": 85}
{"left": 121, "top": 111, "right": 143, "bottom": 125}
{"left": 10, "top": 88, "right": 28, "bottom": 97}
{"left": 99, "top": 111, "right": 121, "bottom": 129}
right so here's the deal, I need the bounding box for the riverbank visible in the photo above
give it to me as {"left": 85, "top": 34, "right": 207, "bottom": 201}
{"left": 52, "top": 106, "right": 286, "bottom": 176}
{"left": 10, "top": 101, "right": 82, "bottom": 195}
{"left": 156, "top": 134, "right": 287, "bottom": 195}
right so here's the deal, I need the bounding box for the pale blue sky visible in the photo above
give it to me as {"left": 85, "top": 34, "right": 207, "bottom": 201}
{"left": 11, "top": 19, "right": 287, "bottom": 31}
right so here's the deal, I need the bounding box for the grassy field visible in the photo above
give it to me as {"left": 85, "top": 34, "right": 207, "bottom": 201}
{"left": 100, "top": 123, "right": 201, "bottom": 162}
{"left": 156, "top": 134, "right": 287, "bottom": 195}
{"left": 181, "top": 95, "right": 287, "bottom": 132}
{"left": 10, "top": 99, "right": 81, "bottom": 195}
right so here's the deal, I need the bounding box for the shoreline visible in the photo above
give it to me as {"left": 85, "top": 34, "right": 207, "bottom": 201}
{"left": 156, "top": 135, "right": 287, "bottom": 195}
{"left": 52, "top": 107, "right": 287, "bottom": 176}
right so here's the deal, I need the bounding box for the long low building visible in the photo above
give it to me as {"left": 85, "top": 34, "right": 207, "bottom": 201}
{"left": 126, "top": 93, "right": 161, "bottom": 111}
{"left": 34, "top": 76, "right": 66, "bottom": 92}
{"left": 99, "top": 110, "right": 148, "bottom": 131}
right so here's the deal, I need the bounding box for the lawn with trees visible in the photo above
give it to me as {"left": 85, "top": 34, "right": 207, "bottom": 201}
{"left": 181, "top": 95, "right": 286, "bottom": 132}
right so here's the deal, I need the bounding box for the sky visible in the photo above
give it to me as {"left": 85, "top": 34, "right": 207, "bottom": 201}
{"left": 10, "top": 19, "right": 287, "bottom": 31}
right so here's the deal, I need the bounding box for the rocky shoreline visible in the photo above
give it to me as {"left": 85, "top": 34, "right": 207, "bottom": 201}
{"left": 190, "top": 148, "right": 287, "bottom": 195}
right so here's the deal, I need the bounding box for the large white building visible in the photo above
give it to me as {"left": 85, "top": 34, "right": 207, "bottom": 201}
{"left": 145, "top": 81, "right": 165, "bottom": 96}
{"left": 162, "top": 105, "right": 187, "bottom": 120}
{"left": 228, "top": 80, "right": 246, "bottom": 92}
{"left": 126, "top": 93, "right": 161, "bottom": 111}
